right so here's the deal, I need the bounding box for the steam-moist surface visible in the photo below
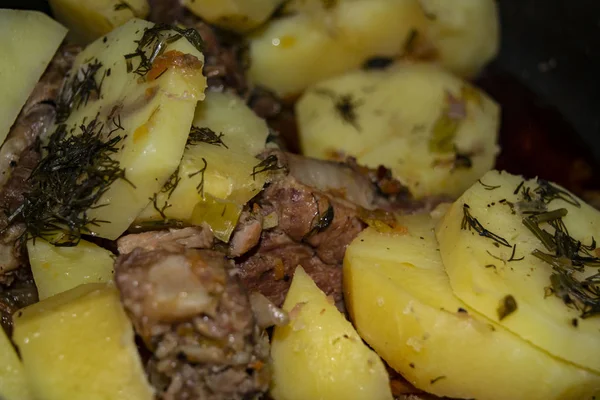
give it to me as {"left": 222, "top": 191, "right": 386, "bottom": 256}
{"left": 436, "top": 170, "right": 600, "bottom": 373}
{"left": 344, "top": 215, "right": 600, "bottom": 400}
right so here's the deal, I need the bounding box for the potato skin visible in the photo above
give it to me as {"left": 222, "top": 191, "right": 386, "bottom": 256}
{"left": 344, "top": 215, "right": 600, "bottom": 400}
{"left": 270, "top": 267, "right": 393, "bottom": 400}
{"left": 296, "top": 63, "right": 500, "bottom": 198}
{"left": 436, "top": 170, "right": 600, "bottom": 373}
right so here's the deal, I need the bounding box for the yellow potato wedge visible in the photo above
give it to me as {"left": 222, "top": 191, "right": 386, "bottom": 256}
{"left": 0, "top": 10, "right": 67, "bottom": 147}
{"left": 49, "top": 0, "right": 149, "bottom": 43}
{"left": 344, "top": 214, "right": 600, "bottom": 400}
{"left": 436, "top": 170, "right": 600, "bottom": 373}
{"left": 27, "top": 239, "right": 114, "bottom": 300}
{"left": 297, "top": 64, "right": 500, "bottom": 198}
{"left": 270, "top": 267, "right": 393, "bottom": 400}
{"left": 13, "top": 283, "right": 153, "bottom": 400}
{"left": 0, "top": 326, "right": 32, "bottom": 400}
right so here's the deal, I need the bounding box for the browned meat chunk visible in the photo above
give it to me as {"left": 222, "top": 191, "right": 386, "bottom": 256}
{"left": 115, "top": 248, "right": 270, "bottom": 400}
{"left": 228, "top": 210, "right": 263, "bottom": 258}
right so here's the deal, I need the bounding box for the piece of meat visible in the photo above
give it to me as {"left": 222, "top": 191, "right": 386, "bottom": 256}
{"left": 228, "top": 210, "right": 263, "bottom": 258}
{"left": 235, "top": 150, "right": 441, "bottom": 307}
{"left": 237, "top": 230, "right": 343, "bottom": 308}
{"left": 117, "top": 226, "right": 214, "bottom": 254}
{"left": 115, "top": 248, "right": 270, "bottom": 400}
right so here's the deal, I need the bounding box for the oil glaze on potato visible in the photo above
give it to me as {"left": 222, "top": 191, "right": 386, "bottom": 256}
{"left": 436, "top": 170, "right": 600, "bottom": 373}
{"left": 27, "top": 239, "right": 114, "bottom": 300}
{"left": 55, "top": 19, "right": 206, "bottom": 240}
{"left": 344, "top": 215, "right": 600, "bottom": 400}
{"left": 296, "top": 64, "right": 500, "bottom": 198}
{"left": 48, "top": 0, "right": 149, "bottom": 43}
{"left": 0, "top": 10, "right": 67, "bottom": 147}
{"left": 248, "top": 0, "right": 426, "bottom": 97}
{"left": 270, "top": 267, "right": 393, "bottom": 400}
{"left": 13, "top": 283, "right": 153, "bottom": 400}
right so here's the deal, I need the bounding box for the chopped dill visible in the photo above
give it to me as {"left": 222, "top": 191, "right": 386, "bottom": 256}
{"left": 461, "top": 204, "right": 511, "bottom": 247}
{"left": 187, "top": 127, "right": 228, "bottom": 149}
{"left": 56, "top": 59, "right": 107, "bottom": 123}
{"left": 453, "top": 152, "right": 473, "bottom": 170}
{"left": 314, "top": 88, "right": 363, "bottom": 131}
{"left": 150, "top": 193, "right": 171, "bottom": 219}
{"left": 6, "top": 116, "right": 131, "bottom": 245}
{"left": 478, "top": 179, "right": 500, "bottom": 191}
{"left": 162, "top": 166, "right": 181, "bottom": 199}
{"left": 430, "top": 376, "right": 446, "bottom": 385}
{"left": 534, "top": 179, "right": 581, "bottom": 207}
{"left": 522, "top": 205, "right": 600, "bottom": 318}
{"left": 124, "top": 24, "right": 204, "bottom": 78}
{"left": 251, "top": 155, "right": 283, "bottom": 180}
{"left": 507, "top": 244, "right": 525, "bottom": 262}
{"left": 188, "top": 158, "right": 208, "bottom": 198}
{"left": 497, "top": 295, "right": 518, "bottom": 320}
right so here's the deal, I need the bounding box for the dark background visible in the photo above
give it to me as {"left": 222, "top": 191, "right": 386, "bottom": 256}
{"left": 4, "top": 0, "right": 600, "bottom": 188}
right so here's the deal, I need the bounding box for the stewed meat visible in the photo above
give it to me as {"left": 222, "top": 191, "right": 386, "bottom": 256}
{"left": 115, "top": 248, "right": 271, "bottom": 400}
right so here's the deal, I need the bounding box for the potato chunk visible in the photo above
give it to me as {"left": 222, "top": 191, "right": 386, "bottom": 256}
{"left": 183, "top": 0, "right": 284, "bottom": 32}
{"left": 418, "top": 0, "right": 499, "bottom": 78}
{"left": 0, "top": 10, "right": 67, "bottom": 147}
{"left": 436, "top": 170, "right": 600, "bottom": 373}
{"left": 248, "top": 0, "right": 426, "bottom": 97}
{"left": 136, "top": 91, "right": 269, "bottom": 241}
{"left": 44, "top": 19, "right": 206, "bottom": 240}
{"left": 27, "top": 239, "right": 114, "bottom": 300}
{"left": 270, "top": 267, "right": 393, "bottom": 400}
{"left": 13, "top": 283, "right": 153, "bottom": 400}
{"left": 48, "top": 0, "right": 149, "bottom": 43}
{"left": 0, "top": 327, "right": 32, "bottom": 400}
{"left": 296, "top": 64, "right": 500, "bottom": 198}
{"left": 344, "top": 215, "right": 600, "bottom": 400}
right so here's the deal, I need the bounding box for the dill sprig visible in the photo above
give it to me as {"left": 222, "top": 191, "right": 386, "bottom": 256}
{"left": 251, "top": 154, "right": 283, "bottom": 180}
{"left": 187, "top": 127, "right": 228, "bottom": 149}
{"left": 522, "top": 203, "right": 600, "bottom": 318}
{"left": 461, "top": 204, "right": 511, "bottom": 247}
{"left": 56, "top": 59, "right": 106, "bottom": 123}
{"left": 124, "top": 24, "right": 204, "bottom": 78}
{"left": 188, "top": 158, "right": 208, "bottom": 198}
{"left": 6, "top": 116, "right": 131, "bottom": 246}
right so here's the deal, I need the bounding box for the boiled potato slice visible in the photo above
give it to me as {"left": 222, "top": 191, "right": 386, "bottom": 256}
{"left": 183, "top": 0, "right": 284, "bottom": 32}
{"left": 0, "top": 327, "right": 32, "bottom": 400}
{"left": 135, "top": 92, "right": 268, "bottom": 241}
{"left": 0, "top": 10, "right": 67, "bottom": 147}
{"left": 436, "top": 170, "right": 600, "bottom": 373}
{"left": 297, "top": 64, "right": 499, "bottom": 198}
{"left": 270, "top": 267, "right": 393, "bottom": 400}
{"left": 49, "top": 0, "right": 149, "bottom": 44}
{"left": 27, "top": 239, "right": 114, "bottom": 300}
{"left": 344, "top": 214, "right": 600, "bottom": 400}
{"left": 248, "top": 0, "right": 426, "bottom": 97}
{"left": 13, "top": 283, "right": 153, "bottom": 400}
{"left": 418, "top": 0, "right": 499, "bottom": 78}
{"left": 51, "top": 19, "right": 206, "bottom": 240}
